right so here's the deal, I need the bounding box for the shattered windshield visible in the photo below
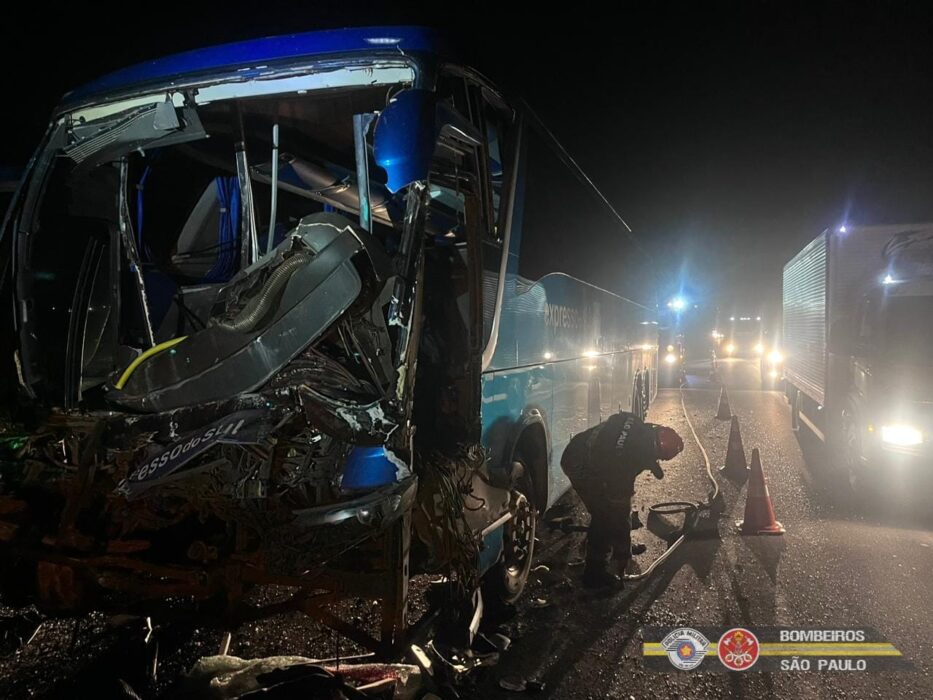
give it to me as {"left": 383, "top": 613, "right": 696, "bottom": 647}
{"left": 15, "top": 65, "right": 416, "bottom": 405}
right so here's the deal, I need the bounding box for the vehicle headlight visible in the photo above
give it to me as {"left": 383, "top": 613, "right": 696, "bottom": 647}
{"left": 754, "top": 343, "right": 764, "bottom": 354}
{"left": 664, "top": 352, "right": 678, "bottom": 365}
{"left": 768, "top": 350, "right": 783, "bottom": 364}
{"left": 725, "top": 343, "right": 735, "bottom": 354}
{"left": 880, "top": 424, "right": 923, "bottom": 447}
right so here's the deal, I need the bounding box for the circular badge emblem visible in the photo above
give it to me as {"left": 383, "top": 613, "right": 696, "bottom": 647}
{"left": 661, "top": 627, "right": 710, "bottom": 670}
{"left": 718, "top": 628, "right": 760, "bottom": 671}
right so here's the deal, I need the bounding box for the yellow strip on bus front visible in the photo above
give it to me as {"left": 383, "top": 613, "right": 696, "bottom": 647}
{"left": 642, "top": 643, "right": 901, "bottom": 657}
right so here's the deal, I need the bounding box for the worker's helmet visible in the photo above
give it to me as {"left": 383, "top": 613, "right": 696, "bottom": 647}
{"left": 654, "top": 425, "right": 685, "bottom": 461}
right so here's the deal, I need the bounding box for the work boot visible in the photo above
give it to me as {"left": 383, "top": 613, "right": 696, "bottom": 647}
{"left": 582, "top": 564, "right": 623, "bottom": 590}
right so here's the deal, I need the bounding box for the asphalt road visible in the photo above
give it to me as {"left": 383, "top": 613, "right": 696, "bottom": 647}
{"left": 465, "top": 357, "right": 933, "bottom": 699}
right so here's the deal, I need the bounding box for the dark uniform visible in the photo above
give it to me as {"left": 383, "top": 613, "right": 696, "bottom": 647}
{"left": 561, "top": 411, "right": 668, "bottom": 587}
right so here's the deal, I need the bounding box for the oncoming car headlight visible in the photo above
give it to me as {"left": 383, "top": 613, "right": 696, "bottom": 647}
{"left": 725, "top": 343, "right": 736, "bottom": 354}
{"left": 880, "top": 424, "right": 923, "bottom": 447}
{"left": 664, "top": 352, "right": 678, "bottom": 365}
{"left": 768, "top": 350, "right": 784, "bottom": 364}
{"left": 754, "top": 343, "right": 764, "bottom": 354}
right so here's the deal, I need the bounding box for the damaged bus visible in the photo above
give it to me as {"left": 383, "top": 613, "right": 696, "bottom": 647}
{"left": 0, "top": 27, "right": 656, "bottom": 655}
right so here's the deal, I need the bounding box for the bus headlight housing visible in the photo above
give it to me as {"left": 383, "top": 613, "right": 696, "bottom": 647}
{"left": 880, "top": 424, "right": 923, "bottom": 447}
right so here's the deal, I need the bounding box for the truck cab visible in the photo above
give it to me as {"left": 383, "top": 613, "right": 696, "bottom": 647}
{"left": 784, "top": 223, "right": 933, "bottom": 497}
{"left": 832, "top": 275, "right": 933, "bottom": 490}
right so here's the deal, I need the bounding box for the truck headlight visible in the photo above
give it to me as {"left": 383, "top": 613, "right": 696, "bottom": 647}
{"left": 768, "top": 350, "right": 783, "bottom": 364}
{"left": 880, "top": 424, "right": 923, "bottom": 447}
{"left": 664, "top": 352, "right": 678, "bottom": 365}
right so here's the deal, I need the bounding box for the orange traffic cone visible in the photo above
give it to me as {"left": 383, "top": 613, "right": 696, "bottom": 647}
{"left": 716, "top": 387, "right": 732, "bottom": 420}
{"left": 738, "top": 448, "right": 785, "bottom": 535}
{"left": 719, "top": 415, "right": 748, "bottom": 480}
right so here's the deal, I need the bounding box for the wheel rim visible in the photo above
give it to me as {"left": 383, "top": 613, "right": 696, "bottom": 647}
{"left": 843, "top": 420, "right": 861, "bottom": 492}
{"left": 503, "top": 493, "right": 534, "bottom": 579}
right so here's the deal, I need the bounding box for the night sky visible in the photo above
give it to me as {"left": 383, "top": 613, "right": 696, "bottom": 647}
{"left": 3, "top": 1, "right": 932, "bottom": 321}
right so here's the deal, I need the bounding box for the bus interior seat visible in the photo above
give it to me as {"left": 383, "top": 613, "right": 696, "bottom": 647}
{"left": 171, "top": 177, "right": 238, "bottom": 282}
{"left": 140, "top": 177, "right": 240, "bottom": 340}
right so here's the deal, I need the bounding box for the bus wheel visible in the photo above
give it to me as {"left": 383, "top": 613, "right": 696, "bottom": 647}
{"left": 484, "top": 491, "right": 536, "bottom": 605}
{"left": 632, "top": 375, "right": 646, "bottom": 420}
{"left": 642, "top": 371, "right": 651, "bottom": 414}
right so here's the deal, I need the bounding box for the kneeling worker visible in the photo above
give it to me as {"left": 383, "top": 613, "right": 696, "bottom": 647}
{"left": 561, "top": 411, "right": 684, "bottom": 588}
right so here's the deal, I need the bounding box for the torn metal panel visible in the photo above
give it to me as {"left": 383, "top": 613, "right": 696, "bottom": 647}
{"left": 111, "top": 215, "right": 378, "bottom": 412}
{"left": 66, "top": 102, "right": 207, "bottom": 171}
{"left": 117, "top": 159, "right": 155, "bottom": 348}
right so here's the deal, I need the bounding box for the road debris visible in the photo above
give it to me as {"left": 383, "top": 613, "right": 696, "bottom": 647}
{"left": 498, "top": 675, "right": 526, "bottom": 692}
{"left": 184, "top": 654, "right": 422, "bottom": 699}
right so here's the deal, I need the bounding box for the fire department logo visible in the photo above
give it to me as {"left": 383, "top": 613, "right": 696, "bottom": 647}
{"left": 661, "top": 628, "right": 710, "bottom": 670}
{"left": 718, "top": 628, "right": 760, "bottom": 671}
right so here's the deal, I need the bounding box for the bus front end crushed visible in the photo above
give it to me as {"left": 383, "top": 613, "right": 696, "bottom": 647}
{"left": 0, "top": 39, "right": 485, "bottom": 655}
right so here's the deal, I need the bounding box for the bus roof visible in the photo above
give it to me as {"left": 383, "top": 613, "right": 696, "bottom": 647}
{"left": 60, "top": 26, "right": 441, "bottom": 110}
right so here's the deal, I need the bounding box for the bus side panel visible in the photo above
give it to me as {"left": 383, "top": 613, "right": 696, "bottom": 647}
{"left": 549, "top": 348, "right": 642, "bottom": 507}
{"left": 483, "top": 273, "right": 655, "bottom": 509}
{"left": 480, "top": 365, "right": 554, "bottom": 486}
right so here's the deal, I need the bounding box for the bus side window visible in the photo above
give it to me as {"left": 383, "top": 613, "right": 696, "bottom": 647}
{"left": 436, "top": 73, "right": 473, "bottom": 123}
{"left": 429, "top": 73, "right": 478, "bottom": 244}
{"left": 482, "top": 100, "right": 508, "bottom": 240}
{"left": 425, "top": 78, "right": 484, "bottom": 328}
{"left": 473, "top": 88, "right": 513, "bottom": 345}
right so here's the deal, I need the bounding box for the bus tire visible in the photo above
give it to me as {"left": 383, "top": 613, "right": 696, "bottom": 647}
{"left": 642, "top": 370, "right": 651, "bottom": 413}
{"left": 483, "top": 483, "right": 536, "bottom": 606}
{"left": 632, "top": 374, "right": 646, "bottom": 421}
